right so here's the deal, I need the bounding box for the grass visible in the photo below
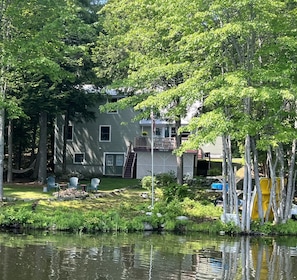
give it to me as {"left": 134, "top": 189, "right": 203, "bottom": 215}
{"left": 0, "top": 177, "right": 153, "bottom": 232}
{"left": 2, "top": 176, "right": 296, "bottom": 236}
{"left": 2, "top": 177, "right": 150, "bottom": 218}
{"left": 0, "top": 176, "right": 225, "bottom": 234}
{"left": 3, "top": 177, "right": 141, "bottom": 199}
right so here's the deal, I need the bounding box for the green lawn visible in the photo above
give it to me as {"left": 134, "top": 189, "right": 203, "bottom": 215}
{"left": 3, "top": 177, "right": 141, "bottom": 200}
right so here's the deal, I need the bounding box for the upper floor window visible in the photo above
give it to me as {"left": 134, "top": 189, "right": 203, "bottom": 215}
{"left": 63, "top": 125, "right": 73, "bottom": 140}
{"left": 107, "top": 97, "right": 118, "bottom": 114}
{"left": 100, "top": 125, "right": 111, "bottom": 142}
{"left": 155, "top": 127, "right": 161, "bottom": 136}
{"left": 171, "top": 127, "right": 176, "bottom": 137}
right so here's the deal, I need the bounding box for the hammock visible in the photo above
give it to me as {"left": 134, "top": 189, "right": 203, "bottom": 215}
{"left": 11, "top": 160, "right": 36, "bottom": 174}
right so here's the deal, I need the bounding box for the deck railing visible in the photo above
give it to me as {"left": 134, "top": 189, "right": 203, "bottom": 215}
{"left": 134, "top": 136, "right": 176, "bottom": 151}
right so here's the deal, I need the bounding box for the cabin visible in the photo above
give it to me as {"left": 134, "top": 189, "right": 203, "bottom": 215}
{"left": 53, "top": 89, "right": 222, "bottom": 179}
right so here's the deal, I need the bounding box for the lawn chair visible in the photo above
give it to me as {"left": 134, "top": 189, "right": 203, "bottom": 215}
{"left": 87, "top": 178, "right": 100, "bottom": 192}
{"left": 68, "top": 176, "right": 79, "bottom": 189}
{"left": 47, "top": 176, "right": 60, "bottom": 192}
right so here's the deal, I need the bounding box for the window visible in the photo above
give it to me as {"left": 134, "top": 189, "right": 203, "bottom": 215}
{"left": 100, "top": 125, "right": 111, "bottom": 142}
{"left": 171, "top": 127, "right": 176, "bottom": 137}
{"left": 63, "top": 125, "right": 73, "bottom": 140}
{"left": 155, "top": 127, "right": 161, "bottom": 136}
{"left": 107, "top": 97, "right": 118, "bottom": 114}
{"left": 165, "top": 127, "right": 170, "bottom": 137}
{"left": 106, "top": 154, "right": 114, "bottom": 166}
{"left": 104, "top": 153, "right": 125, "bottom": 176}
{"left": 115, "top": 154, "right": 124, "bottom": 166}
{"left": 74, "top": 153, "right": 85, "bottom": 164}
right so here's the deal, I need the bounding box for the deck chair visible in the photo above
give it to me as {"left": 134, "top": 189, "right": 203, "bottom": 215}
{"left": 87, "top": 178, "right": 100, "bottom": 192}
{"left": 68, "top": 176, "right": 79, "bottom": 189}
{"left": 47, "top": 176, "right": 60, "bottom": 191}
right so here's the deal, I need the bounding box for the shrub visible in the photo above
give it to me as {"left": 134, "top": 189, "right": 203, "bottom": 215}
{"left": 155, "top": 171, "right": 176, "bottom": 187}
{"left": 181, "top": 197, "right": 222, "bottom": 219}
{"left": 273, "top": 219, "right": 297, "bottom": 235}
{"left": 141, "top": 176, "right": 155, "bottom": 191}
{"left": 162, "top": 183, "right": 191, "bottom": 203}
{"left": 207, "top": 168, "right": 221, "bottom": 176}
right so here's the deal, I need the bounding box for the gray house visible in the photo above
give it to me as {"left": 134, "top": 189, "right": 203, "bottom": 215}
{"left": 54, "top": 91, "right": 222, "bottom": 179}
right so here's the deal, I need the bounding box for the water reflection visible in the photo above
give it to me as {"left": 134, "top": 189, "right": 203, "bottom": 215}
{"left": 0, "top": 231, "right": 296, "bottom": 279}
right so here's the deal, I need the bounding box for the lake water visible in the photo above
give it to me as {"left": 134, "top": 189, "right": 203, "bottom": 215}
{"left": 0, "top": 230, "right": 297, "bottom": 279}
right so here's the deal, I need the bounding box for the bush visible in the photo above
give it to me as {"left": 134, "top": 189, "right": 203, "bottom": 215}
{"left": 142, "top": 172, "right": 176, "bottom": 190}
{"left": 207, "top": 168, "right": 221, "bottom": 176}
{"left": 141, "top": 176, "right": 155, "bottom": 191}
{"left": 155, "top": 171, "right": 176, "bottom": 186}
{"left": 273, "top": 219, "right": 297, "bottom": 235}
{"left": 162, "top": 183, "right": 191, "bottom": 203}
{"left": 181, "top": 197, "right": 222, "bottom": 219}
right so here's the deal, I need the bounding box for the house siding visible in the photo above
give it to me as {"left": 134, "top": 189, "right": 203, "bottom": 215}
{"left": 54, "top": 104, "right": 140, "bottom": 177}
{"left": 136, "top": 151, "right": 195, "bottom": 179}
{"left": 54, "top": 97, "right": 221, "bottom": 179}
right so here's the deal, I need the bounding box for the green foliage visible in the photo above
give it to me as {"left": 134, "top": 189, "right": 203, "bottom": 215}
{"left": 1, "top": 184, "right": 297, "bottom": 235}
{"left": 0, "top": 207, "right": 34, "bottom": 226}
{"left": 221, "top": 222, "right": 241, "bottom": 235}
{"left": 141, "top": 176, "right": 155, "bottom": 191}
{"left": 188, "top": 220, "right": 224, "bottom": 234}
{"left": 251, "top": 220, "right": 274, "bottom": 235}
{"left": 161, "top": 199, "right": 185, "bottom": 219}
{"left": 94, "top": 0, "right": 297, "bottom": 229}
{"left": 141, "top": 172, "right": 176, "bottom": 191}
{"left": 273, "top": 220, "right": 297, "bottom": 235}
{"left": 162, "top": 183, "right": 191, "bottom": 203}
{"left": 207, "top": 168, "right": 222, "bottom": 176}
{"left": 142, "top": 172, "right": 191, "bottom": 203}
{"left": 155, "top": 171, "right": 176, "bottom": 187}
{"left": 181, "top": 198, "right": 222, "bottom": 219}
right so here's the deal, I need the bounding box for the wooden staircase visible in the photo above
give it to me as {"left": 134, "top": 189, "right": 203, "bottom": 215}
{"left": 122, "top": 151, "right": 137, "bottom": 178}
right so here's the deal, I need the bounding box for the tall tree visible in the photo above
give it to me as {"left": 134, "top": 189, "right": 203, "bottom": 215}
{"left": 93, "top": 0, "right": 203, "bottom": 184}
{"left": 4, "top": 0, "right": 103, "bottom": 184}
{"left": 177, "top": 0, "right": 297, "bottom": 228}
{"left": 93, "top": 0, "right": 297, "bottom": 230}
{"left": 0, "top": 0, "right": 24, "bottom": 199}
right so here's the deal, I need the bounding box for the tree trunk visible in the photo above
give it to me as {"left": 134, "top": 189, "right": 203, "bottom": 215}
{"left": 277, "top": 145, "right": 285, "bottom": 222}
{"left": 29, "top": 121, "right": 37, "bottom": 162}
{"left": 222, "top": 135, "right": 228, "bottom": 218}
{"left": 244, "top": 134, "right": 252, "bottom": 232}
{"left": 251, "top": 137, "right": 264, "bottom": 224}
{"left": 266, "top": 147, "right": 278, "bottom": 222}
{"left": 0, "top": 108, "right": 4, "bottom": 201}
{"left": 62, "top": 111, "right": 69, "bottom": 174}
{"left": 37, "top": 111, "right": 48, "bottom": 184}
{"left": 284, "top": 139, "right": 296, "bottom": 221}
{"left": 241, "top": 96, "right": 252, "bottom": 232}
{"left": 0, "top": 0, "right": 10, "bottom": 200}
{"left": 175, "top": 117, "right": 183, "bottom": 185}
{"left": 7, "top": 118, "right": 12, "bottom": 182}
{"left": 226, "top": 135, "right": 239, "bottom": 223}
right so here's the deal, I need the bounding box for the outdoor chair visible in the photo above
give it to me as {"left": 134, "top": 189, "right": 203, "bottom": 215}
{"left": 68, "top": 176, "right": 79, "bottom": 189}
{"left": 87, "top": 178, "right": 100, "bottom": 192}
{"left": 46, "top": 176, "right": 60, "bottom": 192}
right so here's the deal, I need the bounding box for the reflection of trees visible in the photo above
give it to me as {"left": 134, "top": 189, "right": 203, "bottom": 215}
{"left": 191, "top": 237, "right": 297, "bottom": 280}
{"left": 192, "top": 241, "right": 239, "bottom": 279}
{"left": 266, "top": 241, "right": 294, "bottom": 280}
{"left": 1, "top": 233, "right": 297, "bottom": 279}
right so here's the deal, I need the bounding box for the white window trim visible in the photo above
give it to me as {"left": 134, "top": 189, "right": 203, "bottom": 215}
{"left": 99, "top": 125, "right": 111, "bottom": 142}
{"left": 73, "top": 152, "right": 85, "bottom": 164}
